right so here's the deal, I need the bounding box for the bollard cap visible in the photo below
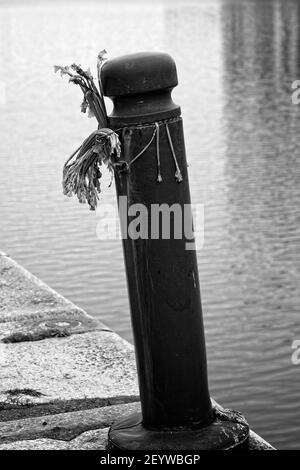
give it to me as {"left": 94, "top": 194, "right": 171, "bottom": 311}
{"left": 101, "top": 52, "right": 178, "bottom": 97}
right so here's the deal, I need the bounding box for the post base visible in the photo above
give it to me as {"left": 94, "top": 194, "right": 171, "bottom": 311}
{"left": 107, "top": 408, "right": 249, "bottom": 451}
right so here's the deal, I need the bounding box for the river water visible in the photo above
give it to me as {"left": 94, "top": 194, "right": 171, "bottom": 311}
{"left": 0, "top": 0, "right": 299, "bottom": 449}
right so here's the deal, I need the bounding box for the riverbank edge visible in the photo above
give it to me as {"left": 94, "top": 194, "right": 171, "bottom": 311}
{"left": 0, "top": 251, "right": 275, "bottom": 450}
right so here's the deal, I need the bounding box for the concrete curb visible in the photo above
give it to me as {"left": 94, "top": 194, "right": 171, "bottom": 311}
{"left": 0, "top": 251, "right": 139, "bottom": 418}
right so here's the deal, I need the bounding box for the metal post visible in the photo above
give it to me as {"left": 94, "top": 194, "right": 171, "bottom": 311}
{"left": 101, "top": 52, "right": 249, "bottom": 450}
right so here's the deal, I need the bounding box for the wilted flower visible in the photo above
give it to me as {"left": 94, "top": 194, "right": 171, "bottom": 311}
{"left": 54, "top": 65, "right": 72, "bottom": 77}
{"left": 80, "top": 98, "right": 88, "bottom": 114}
{"left": 56, "top": 51, "right": 125, "bottom": 210}
{"left": 62, "top": 129, "right": 121, "bottom": 211}
{"left": 71, "top": 63, "right": 93, "bottom": 80}
{"left": 97, "top": 49, "right": 107, "bottom": 64}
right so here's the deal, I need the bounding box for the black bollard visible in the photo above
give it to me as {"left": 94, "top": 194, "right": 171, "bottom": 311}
{"left": 101, "top": 52, "right": 249, "bottom": 450}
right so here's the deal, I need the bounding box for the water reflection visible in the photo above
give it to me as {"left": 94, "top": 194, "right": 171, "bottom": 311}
{"left": 221, "top": 0, "right": 300, "bottom": 449}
